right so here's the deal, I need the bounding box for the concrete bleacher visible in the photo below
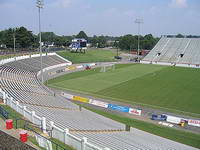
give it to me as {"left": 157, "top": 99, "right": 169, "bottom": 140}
{"left": 0, "top": 54, "right": 198, "bottom": 150}
{"left": 142, "top": 37, "right": 200, "bottom": 67}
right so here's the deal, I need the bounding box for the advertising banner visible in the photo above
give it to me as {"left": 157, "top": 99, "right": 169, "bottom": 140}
{"left": 76, "top": 65, "right": 83, "bottom": 69}
{"left": 67, "top": 66, "right": 76, "bottom": 70}
{"left": 129, "top": 108, "right": 142, "bottom": 116}
{"left": 62, "top": 92, "right": 73, "bottom": 100}
{"left": 107, "top": 104, "right": 130, "bottom": 113}
{"left": 188, "top": 119, "right": 200, "bottom": 127}
{"left": 73, "top": 96, "right": 89, "bottom": 103}
{"left": 166, "top": 116, "right": 181, "bottom": 124}
{"left": 90, "top": 99, "right": 108, "bottom": 108}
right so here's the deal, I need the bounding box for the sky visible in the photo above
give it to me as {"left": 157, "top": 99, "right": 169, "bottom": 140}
{"left": 0, "top": 0, "right": 200, "bottom": 37}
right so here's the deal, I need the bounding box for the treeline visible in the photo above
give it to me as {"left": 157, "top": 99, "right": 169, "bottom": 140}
{"left": 0, "top": 26, "right": 161, "bottom": 51}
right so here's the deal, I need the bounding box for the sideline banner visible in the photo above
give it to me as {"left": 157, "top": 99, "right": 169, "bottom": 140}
{"left": 188, "top": 119, "right": 200, "bottom": 127}
{"left": 67, "top": 66, "right": 76, "bottom": 70}
{"left": 73, "top": 96, "right": 89, "bottom": 103}
{"left": 90, "top": 99, "right": 108, "bottom": 108}
{"left": 62, "top": 92, "right": 73, "bottom": 99}
{"left": 166, "top": 116, "right": 182, "bottom": 124}
{"left": 129, "top": 108, "right": 142, "bottom": 116}
{"left": 108, "top": 104, "right": 130, "bottom": 113}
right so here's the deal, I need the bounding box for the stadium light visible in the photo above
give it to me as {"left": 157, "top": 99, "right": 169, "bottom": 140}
{"left": 135, "top": 18, "right": 143, "bottom": 61}
{"left": 36, "top": 0, "right": 44, "bottom": 82}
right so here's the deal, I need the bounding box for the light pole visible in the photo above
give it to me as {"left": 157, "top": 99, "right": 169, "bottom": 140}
{"left": 36, "top": 0, "right": 44, "bottom": 82}
{"left": 115, "top": 40, "right": 119, "bottom": 57}
{"left": 135, "top": 18, "right": 143, "bottom": 61}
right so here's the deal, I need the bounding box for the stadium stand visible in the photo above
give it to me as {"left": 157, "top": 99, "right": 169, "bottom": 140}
{"left": 0, "top": 53, "right": 198, "bottom": 150}
{"left": 142, "top": 37, "right": 200, "bottom": 68}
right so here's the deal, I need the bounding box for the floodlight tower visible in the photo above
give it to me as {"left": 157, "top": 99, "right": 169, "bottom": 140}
{"left": 135, "top": 18, "right": 143, "bottom": 61}
{"left": 36, "top": 0, "right": 44, "bottom": 82}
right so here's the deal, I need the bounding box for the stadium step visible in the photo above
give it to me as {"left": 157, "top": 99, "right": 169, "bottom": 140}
{"left": 19, "top": 101, "right": 79, "bottom": 111}
{"left": 69, "top": 129, "right": 125, "bottom": 134}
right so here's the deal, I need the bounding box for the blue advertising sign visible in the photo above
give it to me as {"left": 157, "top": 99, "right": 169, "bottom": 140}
{"left": 108, "top": 104, "right": 130, "bottom": 113}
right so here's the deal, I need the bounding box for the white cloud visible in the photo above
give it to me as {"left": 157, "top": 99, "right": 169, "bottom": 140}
{"left": 170, "top": 0, "right": 188, "bottom": 8}
{"left": 50, "top": 0, "right": 72, "bottom": 8}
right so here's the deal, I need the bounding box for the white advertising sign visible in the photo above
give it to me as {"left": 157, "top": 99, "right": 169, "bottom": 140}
{"left": 166, "top": 116, "right": 181, "bottom": 124}
{"left": 62, "top": 92, "right": 73, "bottom": 99}
{"left": 90, "top": 99, "right": 108, "bottom": 108}
{"left": 129, "top": 108, "right": 142, "bottom": 116}
{"left": 188, "top": 119, "right": 200, "bottom": 127}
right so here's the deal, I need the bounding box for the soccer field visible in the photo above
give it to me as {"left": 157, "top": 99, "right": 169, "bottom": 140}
{"left": 47, "top": 64, "right": 200, "bottom": 115}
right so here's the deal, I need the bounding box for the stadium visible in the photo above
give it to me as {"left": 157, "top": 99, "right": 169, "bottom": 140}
{"left": 0, "top": 0, "right": 200, "bottom": 150}
{"left": 0, "top": 36, "right": 200, "bottom": 150}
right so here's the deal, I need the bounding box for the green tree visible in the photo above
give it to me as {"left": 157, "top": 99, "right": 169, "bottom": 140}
{"left": 41, "top": 32, "right": 56, "bottom": 43}
{"left": 176, "top": 34, "right": 184, "bottom": 38}
{"left": 15, "top": 27, "right": 35, "bottom": 48}
{"left": 2, "top": 28, "right": 14, "bottom": 48}
{"left": 76, "top": 31, "right": 88, "bottom": 40}
{"left": 118, "top": 34, "right": 137, "bottom": 50}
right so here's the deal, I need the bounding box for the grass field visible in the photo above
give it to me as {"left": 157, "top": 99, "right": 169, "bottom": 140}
{"left": 47, "top": 64, "right": 200, "bottom": 115}
{"left": 57, "top": 49, "right": 116, "bottom": 63}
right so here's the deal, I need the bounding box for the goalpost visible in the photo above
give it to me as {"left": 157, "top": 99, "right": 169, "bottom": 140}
{"left": 100, "top": 64, "right": 115, "bottom": 72}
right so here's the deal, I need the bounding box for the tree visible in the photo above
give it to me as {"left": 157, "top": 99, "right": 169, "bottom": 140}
{"left": 15, "top": 27, "right": 35, "bottom": 48}
{"left": 2, "top": 28, "right": 14, "bottom": 48}
{"left": 54, "top": 36, "right": 69, "bottom": 47}
{"left": 176, "top": 34, "right": 184, "bottom": 38}
{"left": 76, "top": 31, "right": 88, "bottom": 40}
{"left": 41, "top": 32, "right": 56, "bottom": 43}
{"left": 118, "top": 34, "right": 159, "bottom": 51}
{"left": 118, "top": 34, "right": 136, "bottom": 50}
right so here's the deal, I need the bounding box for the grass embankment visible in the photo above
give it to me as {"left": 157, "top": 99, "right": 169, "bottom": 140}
{"left": 57, "top": 49, "right": 116, "bottom": 64}
{"left": 0, "top": 104, "right": 76, "bottom": 150}
{"left": 47, "top": 64, "right": 200, "bottom": 116}
{"left": 82, "top": 105, "right": 200, "bottom": 149}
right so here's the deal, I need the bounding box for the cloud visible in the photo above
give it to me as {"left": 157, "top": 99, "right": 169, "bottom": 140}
{"left": 170, "top": 0, "right": 188, "bottom": 8}
{"left": 49, "top": 0, "right": 72, "bottom": 8}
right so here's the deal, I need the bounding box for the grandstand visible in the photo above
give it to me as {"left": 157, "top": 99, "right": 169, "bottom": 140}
{"left": 0, "top": 53, "right": 197, "bottom": 150}
{"left": 141, "top": 37, "right": 200, "bottom": 68}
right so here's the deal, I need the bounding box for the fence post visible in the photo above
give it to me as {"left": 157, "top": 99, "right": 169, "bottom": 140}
{"left": 10, "top": 97, "right": 13, "bottom": 108}
{"left": 16, "top": 101, "right": 19, "bottom": 112}
{"left": 42, "top": 117, "right": 47, "bottom": 134}
{"left": 23, "top": 106, "right": 27, "bottom": 117}
{"left": 50, "top": 121, "right": 54, "bottom": 137}
{"left": 64, "top": 128, "right": 69, "bottom": 144}
{"left": 50, "top": 121, "right": 54, "bottom": 129}
{"left": 81, "top": 137, "right": 87, "bottom": 150}
{"left": 31, "top": 111, "right": 35, "bottom": 123}
{"left": 2, "top": 91, "right": 6, "bottom": 104}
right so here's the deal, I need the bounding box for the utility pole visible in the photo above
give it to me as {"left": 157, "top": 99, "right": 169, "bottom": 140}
{"left": 36, "top": 0, "right": 44, "bottom": 82}
{"left": 135, "top": 19, "right": 143, "bottom": 61}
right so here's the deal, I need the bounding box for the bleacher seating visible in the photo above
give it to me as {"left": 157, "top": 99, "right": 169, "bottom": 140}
{"left": 0, "top": 54, "right": 196, "bottom": 150}
{"left": 142, "top": 37, "right": 200, "bottom": 67}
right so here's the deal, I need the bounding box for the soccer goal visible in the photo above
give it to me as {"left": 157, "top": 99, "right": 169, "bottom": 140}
{"left": 100, "top": 64, "right": 115, "bottom": 72}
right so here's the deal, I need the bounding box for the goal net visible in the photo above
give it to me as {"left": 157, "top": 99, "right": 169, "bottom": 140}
{"left": 100, "top": 64, "right": 115, "bottom": 72}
